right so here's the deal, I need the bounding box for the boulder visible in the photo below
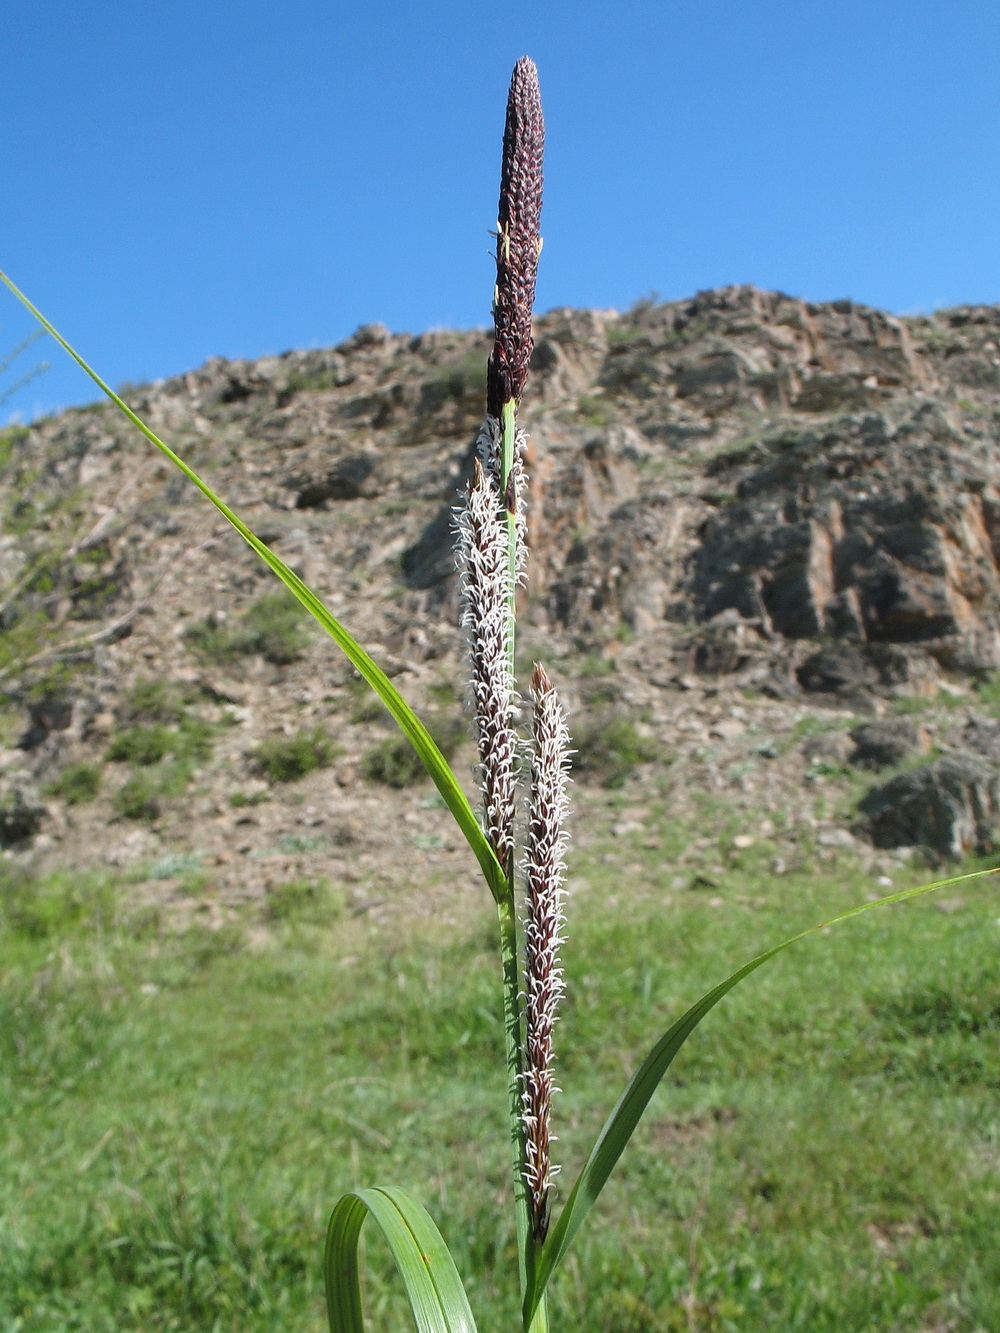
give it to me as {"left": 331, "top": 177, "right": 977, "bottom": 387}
{"left": 848, "top": 719, "right": 928, "bottom": 770}
{"left": 802, "top": 730, "right": 855, "bottom": 767}
{"left": 18, "top": 692, "right": 75, "bottom": 751}
{"left": 0, "top": 789, "right": 45, "bottom": 848}
{"left": 797, "top": 644, "right": 877, "bottom": 696}
{"left": 295, "top": 453, "right": 382, "bottom": 507}
{"left": 858, "top": 753, "right": 1000, "bottom": 857}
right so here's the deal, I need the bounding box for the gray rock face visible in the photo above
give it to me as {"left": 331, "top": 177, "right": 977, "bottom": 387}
{"left": 294, "top": 453, "right": 383, "bottom": 507}
{"left": 18, "top": 692, "right": 75, "bottom": 751}
{"left": 849, "top": 719, "right": 927, "bottom": 770}
{"left": 797, "top": 644, "right": 879, "bottom": 697}
{"left": 8, "top": 284, "right": 1000, "bottom": 873}
{"left": 857, "top": 754, "right": 1000, "bottom": 857}
{"left": 691, "top": 406, "right": 1000, "bottom": 670}
{"left": 960, "top": 714, "right": 1000, "bottom": 764}
{"left": 0, "top": 789, "right": 45, "bottom": 847}
{"left": 802, "top": 729, "right": 855, "bottom": 767}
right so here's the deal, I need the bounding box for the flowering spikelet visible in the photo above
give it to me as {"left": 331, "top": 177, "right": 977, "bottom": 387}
{"left": 474, "top": 414, "right": 528, "bottom": 585}
{"left": 522, "top": 662, "right": 571, "bottom": 1240}
{"left": 454, "top": 457, "right": 518, "bottom": 873}
{"left": 487, "top": 57, "right": 544, "bottom": 420}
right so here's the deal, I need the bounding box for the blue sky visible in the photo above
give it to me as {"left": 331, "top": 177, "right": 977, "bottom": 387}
{"left": 3, "top": 0, "right": 1000, "bottom": 422}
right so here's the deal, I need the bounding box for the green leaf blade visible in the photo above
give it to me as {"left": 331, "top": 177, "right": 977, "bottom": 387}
{"left": 325, "top": 1194, "right": 367, "bottom": 1333}
{"left": 324, "top": 1186, "right": 478, "bottom": 1333}
{"left": 525, "top": 866, "right": 996, "bottom": 1324}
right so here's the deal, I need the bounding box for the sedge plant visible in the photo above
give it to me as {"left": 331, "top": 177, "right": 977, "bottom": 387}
{"left": 1, "top": 56, "right": 996, "bottom": 1333}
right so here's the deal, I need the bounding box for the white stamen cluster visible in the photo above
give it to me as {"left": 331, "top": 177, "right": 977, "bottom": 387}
{"left": 455, "top": 456, "right": 518, "bottom": 873}
{"left": 521, "top": 662, "right": 571, "bottom": 1240}
{"left": 475, "top": 414, "right": 528, "bottom": 586}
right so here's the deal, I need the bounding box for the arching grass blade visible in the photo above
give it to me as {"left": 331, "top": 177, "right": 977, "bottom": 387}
{"left": 0, "top": 271, "right": 506, "bottom": 904}
{"left": 524, "top": 866, "right": 997, "bottom": 1325}
{"left": 324, "top": 1186, "right": 478, "bottom": 1333}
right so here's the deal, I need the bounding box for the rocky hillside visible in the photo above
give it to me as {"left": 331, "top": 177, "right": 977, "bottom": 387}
{"left": 5, "top": 284, "right": 1000, "bottom": 917}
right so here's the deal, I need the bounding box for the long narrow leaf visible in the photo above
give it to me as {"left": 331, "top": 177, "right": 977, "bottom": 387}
{"left": 0, "top": 271, "right": 506, "bottom": 904}
{"left": 324, "top": 1186, "right": 477, "bottom": 1333}
{"left": 524, "top": 866, "right": 996, "bottom": 1323}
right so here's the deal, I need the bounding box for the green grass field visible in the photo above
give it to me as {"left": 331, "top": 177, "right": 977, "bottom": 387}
{"left": 3, "top": 799, "right": 1000, "bottom": 1332}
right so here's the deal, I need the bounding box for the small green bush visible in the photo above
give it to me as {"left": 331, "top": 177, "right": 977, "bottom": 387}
{"left": 362, "top": 714, "right": 465, "bottom": 788}
{"left": 577, "top": 393, "right": 611, "bottom": 426}
{"left": 351, "top": 693, "right": 391, "bottom": 725}
{"left": 146, "top": 852, "right": 205, "bottom": 881}
{"left": 46, "top": 761, "right": 102, "bottom": 804}
{"left": 114, "top": 772, "right": 162, "bottom": 821}
{"left": 579, "top": 652, "right": 615, "bottom": 678}
{"left": 107, "top": 715, "right": 215, "bottom": 768}
{"left": 574, "top": 709, "right": 657, "bottom": 788}
{"left": 186, "top": 591, "right": 311, "bottom": 666}
{"left": 113, "top": 759, "right": 192, "bottom": 821}
{"left": 107, "top": 724, "right": 174, "bottom": 765}
{"left": 277, "top": 364, "right": 344, "bottom": 402}
{"left": 119, "top": 678, "right": 189, "bottom": 725}
{"left": 250, "top": 728, "right": 337, "bottom": 783}
{"left": 427, "top": 678, "right": 459, "bottom": 705}
{"left": 105, "top": 714, "right": 214, "bottom": 819}
{"left": 426, "top": 351, "right": 487, "bottom": 406}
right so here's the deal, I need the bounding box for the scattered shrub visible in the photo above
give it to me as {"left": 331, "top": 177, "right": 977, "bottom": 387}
{"left": 250, "top": 728, "right": 337, "bottom": 783}
{"left": 107, "top": 724, "right": 174, "bottom": 765}
{"left": 362, "top": 713, "right": 465, "bottom": 788}
{"left": 427, "top": 678, "right": 459, "bottom": 705}
{"left": 114, "top": 772, "right": 162, "bottom": 821}
{"left": 580, "top": 677, "right": 625, "bottom": 706}
{"left": 46, "top": 761, "right": 102, "bottom": 804}
{"left": 422, "top": 351, "right": 488, "bottom": 410}
{"left": 119, "top": 678, "right": 189, "bottom": 725}
{"left": 579, "top": 652, "right": 616, "bottom": 678}
{"left": 277, "top": 363, "right": 346, "bottom": 404}
{"left": 577, "top": 393, "right": 610, "bottom": 426}
{"left": 574, "top": 709, "right": 657, "bottom": 788}
{"left": 147, "top": 852, "right": 204, "bottom": 881}
{"left": 105, "top": 713, "right": 214, "bottom": 819}
{"left": 351, "top": 693, "right": 391, "bottom": 725}
{"left": 186, "top": 590, "right": 311, "bottom": 666}
{"left": 107, "top": 716, "right": 215, "bottom": 768}
{"left": 182, "top": 722, "right": 215, "bottom": 763}
{"left": 113, "top": 759, "right": 191, "bottom": 821}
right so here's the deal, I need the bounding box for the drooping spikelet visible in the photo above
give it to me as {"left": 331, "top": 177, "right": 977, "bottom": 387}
{"left": 522, "top": 662, "right": 571, "bottom": 1240}
{"left": 487, "top": 57, "right": 544, "bottom": 420}
{"left": 454, "top": 457, "right": 518, "bottom": 874}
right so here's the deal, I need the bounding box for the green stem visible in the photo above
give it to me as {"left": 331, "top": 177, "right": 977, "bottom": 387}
{"left": 497, "top": 396, "right": 547, "bottom": 1332}
{"left": 497, "top": 894, "right": 531, "bottom": 1299}
{"left": 499, "top": 891, "right": 549, "bottom": 1333}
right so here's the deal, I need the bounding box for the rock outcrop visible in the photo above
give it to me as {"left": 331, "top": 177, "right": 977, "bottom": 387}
{"left": 4, "top": 284, "right": 1000, "bottom": 884}
{"left": 858, "top": 754, "right": 1000, "bottom": 859}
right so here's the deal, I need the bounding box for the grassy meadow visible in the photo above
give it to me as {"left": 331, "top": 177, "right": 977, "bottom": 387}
{"left": 2, "top": 789, "right": 1000, "bottom": 1332}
